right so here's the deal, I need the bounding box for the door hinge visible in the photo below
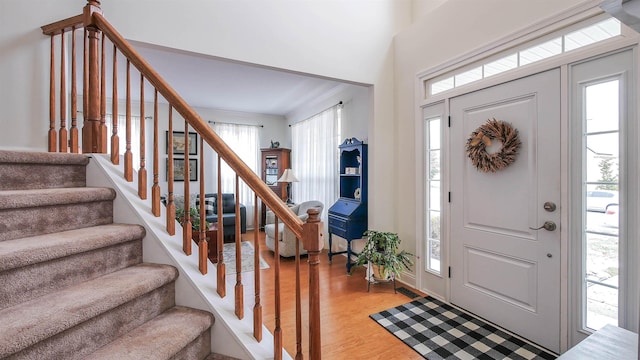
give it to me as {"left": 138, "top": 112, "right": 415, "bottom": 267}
{"left": 448, "top": 266, "right": 451, "bottom": 278}
{"left": 448, "top": 192, "right": 451, "bottom": 203}
{"left": 448, "top": 115, "right": 451, "bottom": 127}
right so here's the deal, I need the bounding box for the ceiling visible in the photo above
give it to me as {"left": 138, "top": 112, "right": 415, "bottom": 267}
{"left": 131, "top": 42, "right": 351, "bottom": 117}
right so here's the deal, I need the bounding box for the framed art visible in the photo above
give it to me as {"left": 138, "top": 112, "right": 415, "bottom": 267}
{"left": 166, "top": 131, "right": 197, "bottom": 155}
{"left": 167, "top": 158, "right": 198, "bottom": 182}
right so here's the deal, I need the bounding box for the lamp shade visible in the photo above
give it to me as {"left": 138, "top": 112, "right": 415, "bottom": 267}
{"left": 277, "top": 169, "right": 299, "bottom": 183}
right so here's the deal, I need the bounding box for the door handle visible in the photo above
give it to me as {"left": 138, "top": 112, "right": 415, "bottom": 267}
{"left": 529, "top": 221, "right": 557, "bottom": 231}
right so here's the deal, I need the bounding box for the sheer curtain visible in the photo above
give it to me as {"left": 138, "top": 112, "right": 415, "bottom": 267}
{"left": 105, "top": 114, "right": 141, "bottom": 169}
{"left": 213, "top": 123, "right": 260, "bottom": 229}
{"left": 291, "top": 105, "right": 341, "bottom": 228}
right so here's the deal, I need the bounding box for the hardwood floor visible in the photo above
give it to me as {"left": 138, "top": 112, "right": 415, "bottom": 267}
{"left": 244, "top": 230, "right": 425, "bottom": 360}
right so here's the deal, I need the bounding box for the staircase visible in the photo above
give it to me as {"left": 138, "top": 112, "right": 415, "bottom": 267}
{"left": 0, "top": 150, "right": 231, "bottom": 360}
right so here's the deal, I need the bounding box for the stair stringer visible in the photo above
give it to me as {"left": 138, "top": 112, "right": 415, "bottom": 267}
{"left": 86, "top": 154, "right": 292, "bottom": 360}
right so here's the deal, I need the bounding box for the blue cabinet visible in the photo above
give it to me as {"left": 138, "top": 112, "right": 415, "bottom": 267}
{"left": 328, "top": 138, "right": 367, "bottom": 273}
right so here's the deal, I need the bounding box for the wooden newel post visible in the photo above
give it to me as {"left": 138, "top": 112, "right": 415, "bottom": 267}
{"left": 303, "top": 208, "right": 323, "bottom": 360}
{"left": 82, "top": 1, "right": 105, "bottom": 153}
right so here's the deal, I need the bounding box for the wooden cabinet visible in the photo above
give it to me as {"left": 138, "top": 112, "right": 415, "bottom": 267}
{"left": 260, "top": 148, "right": 291, "bottom": 229}
{"left": 328, "top": 138, "right": 368, "bottom": 273}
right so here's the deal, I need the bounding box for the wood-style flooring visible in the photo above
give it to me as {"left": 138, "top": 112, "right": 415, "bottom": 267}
{"left": 243, "top": 230, "right": 425, "bottom": 360}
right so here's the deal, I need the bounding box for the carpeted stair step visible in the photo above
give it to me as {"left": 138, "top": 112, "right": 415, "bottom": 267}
{"left": 0, "top": 263, "right": 178, "bottom": 360}
{"left": 0, "top": 224, "right": 146, "bottom": 310}
{"left": 0, "top": 187, "right": 115, "bottom": 241}
{"left": 87, "top": 306, "right": 215, "bottom": 360}
{"left": 0, "top": 150, "right": 89, "bottom": 190}
{"left": 204, "top": 354, "right": 243, "bottom": 360}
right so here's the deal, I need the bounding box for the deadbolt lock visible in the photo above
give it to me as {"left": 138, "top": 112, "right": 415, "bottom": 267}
{"left": 543, "top": 202, "right": 557, "bottom": 212}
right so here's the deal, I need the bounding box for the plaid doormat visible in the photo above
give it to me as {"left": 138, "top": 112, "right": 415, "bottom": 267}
{"left": 370, "top": 296, "right": 557, "bottom": 360}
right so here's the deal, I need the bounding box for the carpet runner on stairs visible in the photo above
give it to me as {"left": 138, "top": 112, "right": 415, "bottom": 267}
{"left": 0, "top": 150, "right": 230, "bottom": 360}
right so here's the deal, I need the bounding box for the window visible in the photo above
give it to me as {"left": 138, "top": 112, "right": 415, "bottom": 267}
{"left": 427, "top": 17, "right": 621, "bottom": 97}
{"left": 519, "top": 37, "right": 562, "bottom": 66}
{"left": 291, "top": 105, "right": 341, "bottom": 226}
{"left": 484, "top": 54, "right": 518, "bottom": 77}
{"left": 582, "top": 79, "right": 620, "bottom": 331}
{"left": 569, "top": 46, "right": 635, "bottom": 347}
{"left": 565, "top": 18, "right": 621, "bottom": 51}
{"left": 213, "top": 123, "right": 260, "bottom": 229}
{"left": 425, "top": 117, "right": 441, "bottom": 274}
{"left": 455, "top": 67, "right": 482, "bottom": 87}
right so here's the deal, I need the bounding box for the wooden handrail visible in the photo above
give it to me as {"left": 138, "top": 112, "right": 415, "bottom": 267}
{"left": 41, "top": 14, "right": 84, "bottom": 35}
{"left": 90, "top": 13, "right": 303, "bottom": 236}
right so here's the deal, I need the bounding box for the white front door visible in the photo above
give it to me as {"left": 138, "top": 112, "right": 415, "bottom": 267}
{"left": 450, "top": 69, "right": 561, "bottom": 352}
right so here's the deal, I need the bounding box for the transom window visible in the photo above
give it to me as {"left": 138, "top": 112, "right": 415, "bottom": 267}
{"left": 427, "top": 18, "right": 621, "bottom": 97}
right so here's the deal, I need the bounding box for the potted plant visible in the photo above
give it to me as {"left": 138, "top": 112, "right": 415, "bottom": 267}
{"left": 354, "top": 230, "right": 414, "bottom": 281}
{"left": 175, "top": 206, "right": 210, "bottom": 234}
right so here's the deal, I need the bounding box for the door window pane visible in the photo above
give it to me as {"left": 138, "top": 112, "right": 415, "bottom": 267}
{"left": 586, "top": 80, "right": 619, "bottom": 133}
{"left": 430, "top": 120, "right": 441, "bottom": 149}
{"left": 585, "top": 133, "right": 619, "bottom": 184}
{"left": 429, "top": 182, "right": 441, "bottom": 211}
{"left": 429, "top": 150, "right": 441, "bottom": 180}
{"left": 586, "top": 283, "right": 618, "bottom": 330}
{"left": 428, "top": 211, "right": 441, "bottom": 272}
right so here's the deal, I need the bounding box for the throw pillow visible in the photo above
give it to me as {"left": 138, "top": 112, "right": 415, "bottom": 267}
{"left": 204, "top": 198, "right": 215, "bottom": 215}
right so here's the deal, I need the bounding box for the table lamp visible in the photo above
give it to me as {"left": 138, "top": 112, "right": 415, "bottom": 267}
{"left": 277, "top": 168, "right": 299, "bottom": 204}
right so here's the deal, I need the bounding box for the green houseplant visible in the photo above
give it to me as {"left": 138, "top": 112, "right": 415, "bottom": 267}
{"left": 354, "top": 230, "right": 414, "bottom": 281}
{"left": 175, "top": 206, "right": 210, "bottom": 233}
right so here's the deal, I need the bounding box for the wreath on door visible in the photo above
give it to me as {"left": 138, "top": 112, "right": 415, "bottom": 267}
{"left": 465, "top": 118, "right": 521, "bottom": 173}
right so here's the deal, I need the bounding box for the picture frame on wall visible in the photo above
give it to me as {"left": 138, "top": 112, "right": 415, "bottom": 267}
{"left": 166, "top": 131, "right": 197, "bottom": 155}
{"left": 167, "top": 158, "right": 198, "bottom": 182}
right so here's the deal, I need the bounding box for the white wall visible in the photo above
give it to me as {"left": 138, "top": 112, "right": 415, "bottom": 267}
{"left": 411, "top": 0, "right": 448, "bottom": 22}
{"left": 393, "top": 0, "right": 591, "bottom": 296}
{"left": 0, "top": 0, "right": 80, "bottom": 151}
{"left": 100, "top": 0, "right": 410, "bottom": 86}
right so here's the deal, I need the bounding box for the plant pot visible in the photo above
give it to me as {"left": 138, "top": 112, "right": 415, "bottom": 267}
{"left": 370, "top": 264, "right": 391, "bottom": 282}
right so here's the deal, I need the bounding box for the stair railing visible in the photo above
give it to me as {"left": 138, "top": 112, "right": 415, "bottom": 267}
{"left": 41, "top": 1, "right": 323, "bottom": 359}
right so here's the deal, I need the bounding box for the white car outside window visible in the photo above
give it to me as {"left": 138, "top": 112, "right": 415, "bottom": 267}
{"left": 586, "top": 190, "right": 618, "bottom": 213}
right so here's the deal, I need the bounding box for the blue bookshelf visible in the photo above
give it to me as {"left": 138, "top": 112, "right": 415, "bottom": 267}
{"left": 328, "top": 137, "right": 368, "bottom": 273}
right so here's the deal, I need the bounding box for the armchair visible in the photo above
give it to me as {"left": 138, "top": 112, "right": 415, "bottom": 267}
{"left": 264, "top": 200, "right": 324, "bottom": 257}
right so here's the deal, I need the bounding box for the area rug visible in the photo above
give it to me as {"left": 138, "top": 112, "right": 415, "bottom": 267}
{"left": 397, "top": 286, "right": 422, "bottom": 299}
{"left": 370, "top": 296, "right": 557, "bottom": 360}
{"left": 220, "top": 241, "right": 269, "bottom": 274}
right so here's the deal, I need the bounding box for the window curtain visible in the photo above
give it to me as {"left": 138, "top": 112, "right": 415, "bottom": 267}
{"left": 291, "top": 105, "right": 341, "bottom": 228}
{"left": 105, "top": 114, "right": 142, "bottom": 169}
{"left": 213, "top": 123, "right": 260, "bottom": 229}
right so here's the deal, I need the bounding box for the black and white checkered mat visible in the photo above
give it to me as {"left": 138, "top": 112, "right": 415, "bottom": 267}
{"left": 370, "top": 296, "right": 557, "bottom": 360}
